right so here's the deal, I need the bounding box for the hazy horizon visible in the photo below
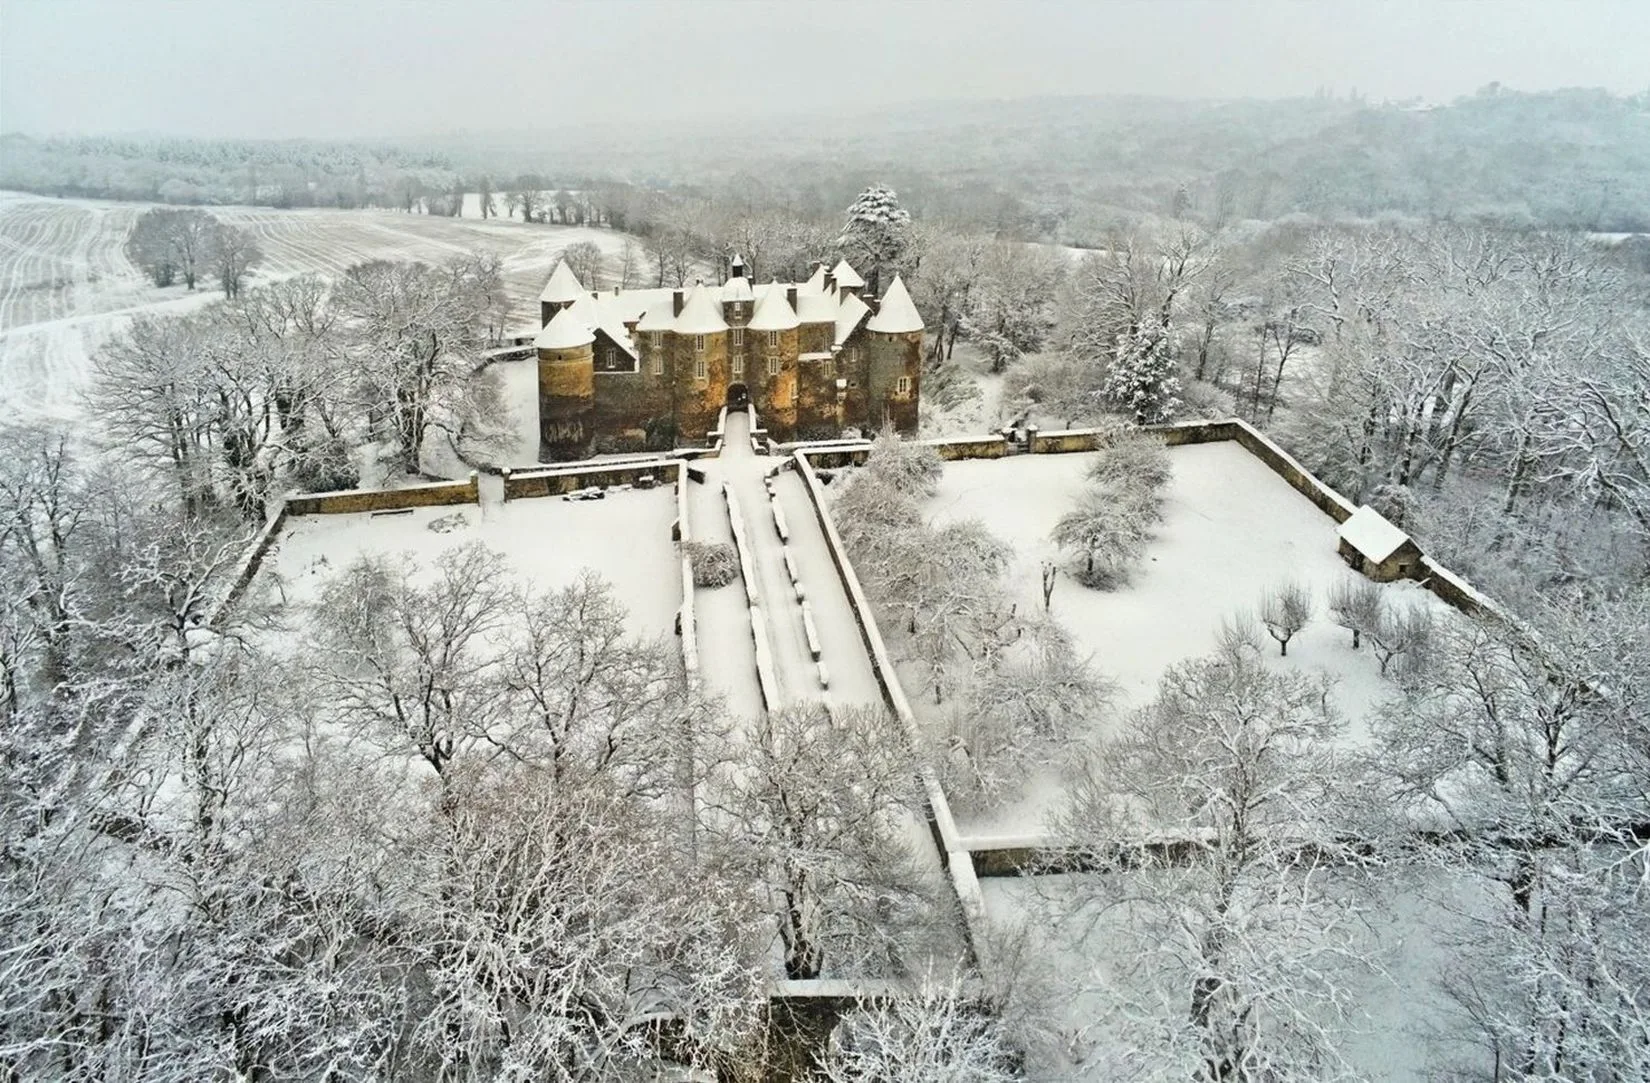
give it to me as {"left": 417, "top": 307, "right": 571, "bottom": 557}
{"left": 3, "top": 0, "right": 1647, "bottom": 142}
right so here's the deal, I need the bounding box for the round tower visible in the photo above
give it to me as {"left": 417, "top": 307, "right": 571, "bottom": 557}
{"left": 864, "top": 275, "right": 924, "bottom": 434}
{"left": 535, "top": 306, "right": 596, "bottom": 459}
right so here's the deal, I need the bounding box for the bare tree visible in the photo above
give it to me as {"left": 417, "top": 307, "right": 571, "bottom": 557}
{"left": 706, "top": 704, "right": 940, "bottom": 980}
{"left": 818, "top": 974, "right": 1020, "bottom": 1082}
{"left": 1052, "top": 638, "right": 1370, "bottom": 1081}
{"left": 1366, "top": 598, "right": 1435, "bottom": 679}
{"left": 308, "top": 542, "right": 513, "bottom": 779}
{"left": 1257, "top": 581, "right": 1312, "bottom": 656}
{"left": 209, "top": 221, "right": 262, "bottom": 298}
{"left": 562, "top": 240, "right": 605, "bottom": 290}
{"left": 1326, "top": 575, "right": 1383, "bottom": 650}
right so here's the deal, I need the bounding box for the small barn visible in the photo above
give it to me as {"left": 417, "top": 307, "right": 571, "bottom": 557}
{"left": 1337, "top": 505, "right": 1423, "bottom": 582}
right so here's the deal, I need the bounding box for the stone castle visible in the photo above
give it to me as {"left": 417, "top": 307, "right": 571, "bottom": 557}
{"left": 531, "top": 256, "right": 923, "bottom": 457}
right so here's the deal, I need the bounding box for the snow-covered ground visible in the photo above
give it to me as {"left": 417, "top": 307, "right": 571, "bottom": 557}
{"left": 923, "top": 441, "right": 1459, "bottom": 840}
{"left": 262, "top": 485, "right": 680, "bottom": 638}
{"left": 0, "top": 190, "right": 646, "bottom": 423}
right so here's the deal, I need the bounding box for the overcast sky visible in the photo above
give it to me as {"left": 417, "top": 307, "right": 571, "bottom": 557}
{"left": 2, "top": 0, "right": 1646, "bottom": 140}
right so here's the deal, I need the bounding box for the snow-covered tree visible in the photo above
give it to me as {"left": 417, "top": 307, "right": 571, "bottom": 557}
{"left": 1257, "top": 581, "right": 1313, "bottom": 657}
{"left": 1052, "top": 637, "right": 1370, "bottom": 1081}
{"left": 1104, "top": 323, "right": 1182, "bottom": 425}
{"left": 706, "top": 704, "right": 941, "bottom": 980}
{"left": 840, "top": 184, "right": 913, "bottom": 298}
{"left": 818, "top": 974, "right": 1021, "bottom": 1083}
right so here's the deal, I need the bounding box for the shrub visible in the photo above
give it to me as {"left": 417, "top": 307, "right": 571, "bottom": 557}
{"left": 685, "top": 541, "right": 739, "bottom": 588}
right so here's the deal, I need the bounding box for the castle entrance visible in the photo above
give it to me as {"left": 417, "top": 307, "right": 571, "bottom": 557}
{"left": 725, "top": 382, "right": 749, "bottom": 408}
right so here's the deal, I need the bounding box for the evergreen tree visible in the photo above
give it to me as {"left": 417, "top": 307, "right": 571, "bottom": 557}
{"left": 1104, "top": 325, "right": 1182, "bottom": 425}
{"left": 839, "top": 183, "right": 912, "bottom": 297}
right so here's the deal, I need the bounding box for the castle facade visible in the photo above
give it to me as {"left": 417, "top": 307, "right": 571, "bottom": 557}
{"left": 531, "top": 256, "right": 923, "bottom": 457}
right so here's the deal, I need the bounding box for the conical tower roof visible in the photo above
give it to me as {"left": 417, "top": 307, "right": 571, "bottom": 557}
{"left": 748, "top": 282, "right": 800, "bottom": 331}
{"left": 673, "top": 283, "right": 729, "bottom": 334}
{"left": 866, "top": 274, "right": 923, "bottom": 333}
{"left": 830, "top": 258, "right": 865, "bottom": 289}
{"left": 539, "top": 259, "right": 585, "bottom": 304}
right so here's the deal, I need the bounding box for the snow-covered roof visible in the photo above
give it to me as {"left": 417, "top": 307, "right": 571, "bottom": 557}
{"left": 1337, "top": 505, "right": 1413, "bottom": 563}
{"left": 535, "top": 305, "right": 595, "bottom": 350}
{"left": 635, "top": 302, "right": 675, "bottom": 333}
{"left": 865, "top": 275, "right": 923, "bottom": 333}
{"left": 539, "top": 259, "right": 585, "bottom": 304}
{"left": 830, "top": 258, "right": 865, "bottom": 289}
{"left": 748, "top": 283, "right": 800, "bottom": 331}
{"left": 673, "top": 284, "right": 729, "bottom": 334}
{"left": 720, "top": 277, "right": 754, "bottom": 303}
{"left": 804, "top": 264, "right": 827, "bottom": 293}
{"left": 797, "top": 287, "right": 839, "bottom": 324}
{"left": 835, "top": 293, "right": 870, "bottom": 346}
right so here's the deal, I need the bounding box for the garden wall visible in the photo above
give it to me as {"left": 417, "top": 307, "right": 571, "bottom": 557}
{"left": 205, "top": 501, "right": 290, "bottom": 624}
{"left": 503, "top": 459, "right": 679, "bottom": 500}
{"left": 286, "top": 473, "right": 478, "bottom": 515}
{"left": 793, "top": 449, "right": 990, "bottom": 961}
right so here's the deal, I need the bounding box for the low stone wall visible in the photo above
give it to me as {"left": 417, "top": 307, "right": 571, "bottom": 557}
{"left": 925, "top": 434, "right": 1010, "bottom": 460}
{"left": 1222, "top": 418, "right": 1358, "bottom": 524}
{"left": 503, "top": 459, "right": 678, "bottom": 500}
{"left": 793, "top": 449, "right": 988, "bottom": 962}
{"left": 205, "top": 501, "right": 290, "bottom": 625}
{"left": 286, "top": 473, "right": 478, "bottom": 515}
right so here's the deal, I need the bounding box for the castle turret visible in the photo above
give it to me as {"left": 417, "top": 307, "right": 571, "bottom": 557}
{"left": 535, "top": 305, "right": 596, "bottom": 459}
{"left": 864, "top": 274, "right": 923, "bottom": 433}
{"left": 538, "top": 259, "right": 586, "bottom": 327}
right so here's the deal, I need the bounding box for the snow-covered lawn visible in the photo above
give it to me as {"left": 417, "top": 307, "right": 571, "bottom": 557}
{"left": 923, "top": 441, "right": 1459, "bottom": 839}
{"left": 0, "top": 191, "right": 646, "bottom": 423}
{"left": 262, "top": 487, "right": 681, "bottom": 638}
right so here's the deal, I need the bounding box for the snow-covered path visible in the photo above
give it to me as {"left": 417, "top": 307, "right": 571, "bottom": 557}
{"left": 710, "top": 412, "right": 883, "bottom": 713}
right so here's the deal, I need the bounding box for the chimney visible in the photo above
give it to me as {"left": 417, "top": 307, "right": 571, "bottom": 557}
{"left": 786, "top": 286, "right": 798, "bottom": 310}
{"left": 672, "top": 289, "right": 685, "bottom": 317}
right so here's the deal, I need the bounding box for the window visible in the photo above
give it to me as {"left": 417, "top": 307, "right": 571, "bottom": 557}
{"left": 848, "top": 347, "right": 860, "bottom": 364}
{"left": 732, "top": 327, "right": 744, "bottom": 347}
{"left": 694, "top": 334, "right": 705, "bottom": 354}
{"left": 652, "top": 349, "right": 664, "bottom": 376}
{"left": 694, "top": 356, "right": 707, "bottom": 381}
{"left": 733, "top": 353, "right": 744, "bottom": 377}
{"left": 896, "top": 375, "right": 911, "bottom": 395}
{"left": 767, "top": 355, "right": 781, "bottom": 377}
{"left": 767, "top": 330, "right": 779, "bottom": 348}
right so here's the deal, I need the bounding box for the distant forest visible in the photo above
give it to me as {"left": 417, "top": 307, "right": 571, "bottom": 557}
{"left": 4, "top": 86, "right": 1648, "bottom": 238}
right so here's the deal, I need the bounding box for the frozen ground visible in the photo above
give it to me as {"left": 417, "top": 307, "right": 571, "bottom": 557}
{"left": 981, "top": 868, "right": 1488, "bottom": 1083}
{"left": 922, "top": 442, "right": 1459, "bottom": 841}
{"left": 0, "top": 191, "right": 644, "bottom": 422}
{"left": 261, "top": 485, "right": 680, "bottom": 638}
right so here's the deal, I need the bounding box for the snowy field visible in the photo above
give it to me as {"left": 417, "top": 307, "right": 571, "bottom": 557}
{"left": 261, "top": 487, "right": 681, "bottom": 638}
{"left": 0, "top": 190, "right": 644, "bottom": 422}
{"left": 981, "top": 868, "right": 1487, "bottom": 1083}
{"left": 922, "top": 441, "right": 1459, "bottom": 840}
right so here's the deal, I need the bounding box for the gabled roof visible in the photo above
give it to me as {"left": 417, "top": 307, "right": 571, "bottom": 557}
{"left": 804, "top": 264, "right": 827, "bottom": 293}
{"left": 835, "top": 293, "right": 870, "bottom": 346}
{"left": 865, "top": 275, "right": 923, "bottom": 333}
{"left": 534, "top": 304, "right": 595, "bottom": 350}
{"left": 673, "top": 283, "right": 729, "bottom": 334}
{"left": 720, "top": 277, "right": 754, "bottom": 303}
{"left": 830, "top": 258, "right": 865, "bottom": 289}
{"left": 797, "top": 287, "right": 839, "bottom": 324}
{"left": 539, "top": 259, "right": 585, "bottom": 304}
{"left": 1338, "top": 506, "right": 1413, "bottom": 563}
{"left": 748, "top": 283, "right": 800, "bottom": 331}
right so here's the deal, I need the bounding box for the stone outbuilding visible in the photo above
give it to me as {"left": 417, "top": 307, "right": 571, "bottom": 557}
{"left": 1337, "top": 505, "right": 1423, "bottom": 581}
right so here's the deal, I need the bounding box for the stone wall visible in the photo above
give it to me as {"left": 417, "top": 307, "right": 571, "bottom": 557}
{"left": 793, "top": 449, "right": 989, "bottom": 961}
{"left": 502, "top": 459, "right": 680, "bottom": 500}
{"left": 205, "top": 501, "right": 290, "bottom": 624}
{"left": 286, "top": 474, "right": 479, "bottom": 515}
